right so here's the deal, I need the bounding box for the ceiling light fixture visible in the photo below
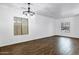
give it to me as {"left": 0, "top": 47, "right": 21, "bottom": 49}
{"left": 23, "top": 3, "right": 35, "bottom": 16}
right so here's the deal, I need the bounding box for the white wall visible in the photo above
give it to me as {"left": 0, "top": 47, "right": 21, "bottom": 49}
{"left": 0, "top": 7, "right": 55, "bottom": 47}
{"left": 55, "top": 16, "right": 79, "bottom": 38}
{"left": 74, "top": 16, "right": 79, "bottom": 38}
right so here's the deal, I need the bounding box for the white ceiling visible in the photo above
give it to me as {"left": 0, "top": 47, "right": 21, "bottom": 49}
{"left": 0, "top": 3, "right": 79, "bottom": 18}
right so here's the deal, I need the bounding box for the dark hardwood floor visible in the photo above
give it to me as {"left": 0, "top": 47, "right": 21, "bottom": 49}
{"left": 0, "top": 35, "right": 79, "bottom": 55}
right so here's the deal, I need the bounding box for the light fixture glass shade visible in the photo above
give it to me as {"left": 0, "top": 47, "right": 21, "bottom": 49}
{"left": 23, "top": 11, "right": 35, "bottom": 16}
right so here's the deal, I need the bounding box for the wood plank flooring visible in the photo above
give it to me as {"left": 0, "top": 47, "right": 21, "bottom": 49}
{"left": 0, "top": 35, "right": 79, "bottom": 55}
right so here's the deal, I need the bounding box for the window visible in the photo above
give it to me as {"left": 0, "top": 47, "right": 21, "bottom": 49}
{"left": 14, "top": 17, "right": 28, "bottom": 35}
{"left": 61, "top": 22, "right": 70, "bottom": 33}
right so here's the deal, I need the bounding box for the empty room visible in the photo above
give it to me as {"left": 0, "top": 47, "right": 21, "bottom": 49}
{"left": 0, "top": 3, "right": 79, "bottom": 55}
